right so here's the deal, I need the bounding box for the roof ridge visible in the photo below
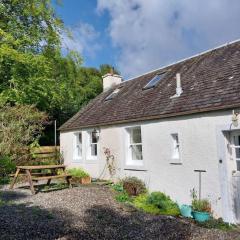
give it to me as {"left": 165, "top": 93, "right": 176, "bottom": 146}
{"left": 126, "top": 38, "right": 240, "bottom": 82}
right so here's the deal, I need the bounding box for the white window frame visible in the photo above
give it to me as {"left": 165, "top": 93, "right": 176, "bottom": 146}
{"left": 126, "top": 126, "right": 143, "bottom": 166}
{"left": 73, "top": 132, "right": 82, "bottom": 162}
{"left": 170, "top": 133, "right": 181, "bottom": 164}
{"left": 230, "top": 132, "right": 240, "bottom": 171}
{"left": 87, "top": 129, "right": 99, "bottom": 160}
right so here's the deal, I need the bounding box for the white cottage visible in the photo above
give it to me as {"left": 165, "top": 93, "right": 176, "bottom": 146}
{"left": 60, "top": 40, "right": 240, "bottom": 223}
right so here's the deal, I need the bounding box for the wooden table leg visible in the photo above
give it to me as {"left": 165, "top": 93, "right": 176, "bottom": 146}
{"left": 47, "top": 179, "right": 51, "bottom": 186}
{"left": 66, "top": 176, "right": 72, "bottom": 188}
{"left": 9, "top": 168, "right": 20, "bottom": 189}
{"left": 26, "top": 169, "right": 35, "bottom": 195}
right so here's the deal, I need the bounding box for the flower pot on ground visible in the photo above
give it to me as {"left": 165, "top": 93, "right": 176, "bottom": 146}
{"left": 192, "top": 211, "right": 210, "bottom": 222}
{"left": 192, "top": 198, "right": 211, "bottom": 222}
{"left": 80, "top": 176, "right": 91, "bottom": 184}
{"left": 66, "top": 168, "right": 91, "bottom": 185}
{"left": 180, "top": 204, "right": 193, "bottom": 218}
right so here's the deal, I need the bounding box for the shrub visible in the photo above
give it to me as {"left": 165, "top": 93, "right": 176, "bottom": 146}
{"left": 115, "top": 192, "right": 130, "bottom": 203}
{"left": 134, "top": 194, "right": 161, "bottom": 214}
{"left": 0, "top": 104, "right": 48, "bottom": 165}
{"left": 122, "top": 177, "right": 146, "bottom": 196}
{"left": 133, "top": 192, "right": 180, "bottom": 216}
{"left": 0, "top": 156, "right": 16, "bottom": 184}
{"left": 192, "top": 199, "right": 211, "bottom": 213}
{"left": 112, "top": 183, "right": 124, "bottom": 192}
{"left": 196, "top": 218, "right": 236, "bottom": 231}
{"left": 67, "top": 168, "right": 89, "bottom": 178}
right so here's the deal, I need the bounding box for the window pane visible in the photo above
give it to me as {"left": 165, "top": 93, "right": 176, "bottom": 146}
{"left": 131, "top": 128, "right": 142, "bottom": 143}
{"left": 78, "top": 133, "right": 82, "bottom": 144}
{"left": 92, "top": 131, "right": 98, "bottom": 143}
{"left": 143, "top": 73, "right": 165, "bottom": 89}
{"left": 237, "top": 161, "right": 240, "bottom": 171}
{"left": 131, "top": 145, "right": 143, "bottom": 160}
{"left": 91, "top": 144, "right": 97, "bottom": 156}
{"left": 233, "top": 135, "right": 240, "bottom": 146}
{"left": 77, "top": 145, "right": 82, "bottom": 157}
{"left": 236, "top": 148, "right": 240, "bottom": 159}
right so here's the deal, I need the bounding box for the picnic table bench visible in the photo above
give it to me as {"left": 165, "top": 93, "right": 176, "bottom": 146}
{"left": 9, "top": 165, "right": 72, "bottom": 195}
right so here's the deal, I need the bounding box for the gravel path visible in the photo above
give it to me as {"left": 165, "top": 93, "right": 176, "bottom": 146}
{"left": 0, "top": 184, "right": 239, "bottom": 240}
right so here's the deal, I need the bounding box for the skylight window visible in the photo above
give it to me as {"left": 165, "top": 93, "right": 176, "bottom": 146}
{"left": 105, "top": 88, "right": 121, "bottom": 101}
{"left": 143, "top": 73, "right": 166, "bottom": 90}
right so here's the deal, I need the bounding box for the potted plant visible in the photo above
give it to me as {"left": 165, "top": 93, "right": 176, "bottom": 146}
{"left": 192, "top": 198, "right": 211, "bottom": 222}
{"left": 67, "top": 168, "right": 91, "bottom": 185}
{"left": 180, "top": 204, "right": 193, "bottom": 218}
{"left": 190, "top": 189, "right": 211, "bottom": 222}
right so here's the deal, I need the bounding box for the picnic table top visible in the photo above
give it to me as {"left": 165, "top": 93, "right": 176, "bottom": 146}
{"left": 16, "top": 165, "right": 66, "bottom": 170}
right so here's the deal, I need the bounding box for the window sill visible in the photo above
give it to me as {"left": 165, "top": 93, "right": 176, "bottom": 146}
{"left": 86, "top": 157, "right": 98, "bottom": 163}
{"left": 72, "top": 158, "right": 82, "bottom": 163}
{"left": 124, "top": 163, "right": 147, "bottom": 171}
{"left": 170, "top": 159, "right": 182, "bottom": 165}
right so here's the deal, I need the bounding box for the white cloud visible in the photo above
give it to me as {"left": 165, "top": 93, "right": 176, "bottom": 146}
{"left": 97, "top": 0, "right": 240, "bottom": 78}
{"left": 61, "top": 22, "right": 101, "bottom": 59}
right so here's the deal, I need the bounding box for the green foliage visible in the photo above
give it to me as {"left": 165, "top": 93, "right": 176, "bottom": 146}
{"left": 115, "top": 192, "right": 130, "bottom": 203}
{"left": 133, "top": 192, "right": 180, "bottom": 216}
{"left": 196, "top": 218, "right": 236, "bottom": 231}
{"left": 67, "top": 168, "right": 89, "bottom": 178}
{"left": 112, "top": 183, "right": 124, "bottom": 192}
{"left": 0, "top": 155, "right": 16, "bottom": 184}
{"left": 122, "top": 177, "right": 147, "bottom": 196}
{"left": 192, "top": 199, "right": 211, "bottom": 213}
{"left": 0, "top": 104, "right": 48, "bottom": 164}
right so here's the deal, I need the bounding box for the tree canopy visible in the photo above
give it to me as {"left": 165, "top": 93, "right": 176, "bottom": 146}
{"left": 0, "top": 0, "right": 119, "bottom": 144}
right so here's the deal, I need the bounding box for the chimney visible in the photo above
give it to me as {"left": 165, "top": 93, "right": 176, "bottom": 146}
{"left": 102, "top": 68, "right": 122, "bottom": 92}
{"left": 176, "top": 73, "right": 183, "bottom": 96}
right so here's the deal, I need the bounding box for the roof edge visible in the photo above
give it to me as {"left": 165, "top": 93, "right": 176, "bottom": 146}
{"left": 59, "top": 103, "right": 239, "bottom": 132}
{"left": 126, "top": 38, "right": 240, "bottom": 82}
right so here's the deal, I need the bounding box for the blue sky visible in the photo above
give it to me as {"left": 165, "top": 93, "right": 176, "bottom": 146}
{"left": 55, "top": 0, "right": 240, "bottom": 79}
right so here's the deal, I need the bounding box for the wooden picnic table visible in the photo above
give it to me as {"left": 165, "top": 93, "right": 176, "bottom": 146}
{"left": 9, "top": 165, "right": 72, "bottom": 195}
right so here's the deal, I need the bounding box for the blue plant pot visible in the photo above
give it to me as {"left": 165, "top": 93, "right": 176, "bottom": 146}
{"left": 180, "top": 204, "right": 193, "bottom": 218}
{"left": 192, "top": 211, "right": 210, "bottom": 222}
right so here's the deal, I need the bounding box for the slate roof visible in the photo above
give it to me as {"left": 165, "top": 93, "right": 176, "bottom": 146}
{"left": 60, "top": 40, "right": 240, "bottom": 131}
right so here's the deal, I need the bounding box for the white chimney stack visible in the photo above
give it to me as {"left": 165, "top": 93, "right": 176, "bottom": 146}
{"left": 102, "top": 68, "right": 122, "bottom": 92}
{"left": 176, "top": 73, "right": 183, "bottom": 96}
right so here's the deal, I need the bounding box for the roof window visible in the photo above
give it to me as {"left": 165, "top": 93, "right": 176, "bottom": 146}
{"left": 105, "top": 87, "right": 122, "bottom": 101}
{"left": 143, "top": 72, "right": 166, "bottom": 90}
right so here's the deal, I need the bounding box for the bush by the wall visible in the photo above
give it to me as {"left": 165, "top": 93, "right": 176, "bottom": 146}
{"left": 122, "top": 177, "right": 146, "bottom": 196}
{"left": 133, "top": 192, "right": 180, "bottom": 216}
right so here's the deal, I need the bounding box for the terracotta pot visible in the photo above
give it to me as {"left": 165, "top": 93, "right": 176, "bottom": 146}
{"left": 80, "top": 176, "right": 91, "bottom": 184}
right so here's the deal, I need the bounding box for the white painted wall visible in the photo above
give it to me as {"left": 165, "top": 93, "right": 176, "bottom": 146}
{"left": 60, "top": 109, "right": 239, "bottom": 222}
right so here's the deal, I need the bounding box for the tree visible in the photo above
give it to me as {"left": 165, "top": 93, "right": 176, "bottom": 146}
{"left": 0, "top": 1, "right": 119, "bottom": 145}
{"left": 0, "top": 104, "right": 48, "bottom": 164}
{"left": 0, "top": 0, "right": 63, "bottom": 110}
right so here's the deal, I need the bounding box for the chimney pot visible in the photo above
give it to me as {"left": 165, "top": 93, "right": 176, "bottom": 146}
{"left": 102, "top": 71, "right": 122, "bottom": 92}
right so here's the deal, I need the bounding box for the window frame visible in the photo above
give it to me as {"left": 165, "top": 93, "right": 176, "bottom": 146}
{"left": 73, "top": 131, "right": 82, "bottom": 163}
{"left": 126, "top": 126, "right": 143, "bottom": 166}
{"left": 87, "top": 129, "right": 99, "bottom": 160}
{"left": 143, "top": 72, "right": 166, "bottom": 90}
{"left": 170, "top": 133, "right": 182, "bottom": 164}
{"left": 230, "top": 133, "right": 240, "bottom": 171}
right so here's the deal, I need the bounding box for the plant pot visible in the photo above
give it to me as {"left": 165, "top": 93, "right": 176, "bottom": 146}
{"left": 180, "top": 204, "right": 193, "bottom": 218}
{"left": 80, "top": 176, "right": 91, "bottom": 184}
{"left": 192, "top": 211, "right": 210, "bottom": 222}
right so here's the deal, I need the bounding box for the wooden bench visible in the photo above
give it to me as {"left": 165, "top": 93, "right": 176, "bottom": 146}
{"left": 9, "top": 165, "right": 72, "bottom": 194}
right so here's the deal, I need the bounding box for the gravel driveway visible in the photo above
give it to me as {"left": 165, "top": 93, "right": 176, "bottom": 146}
{"left": 0, "top": 184, "right": 239, "bottom": 240}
